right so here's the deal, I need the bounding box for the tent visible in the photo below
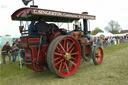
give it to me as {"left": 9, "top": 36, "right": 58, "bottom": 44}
{"left": 113, "top": 33, "right": 128, "bottom": 37}
{"left": 95, "top": 32, "right": 114, "bottom": 37}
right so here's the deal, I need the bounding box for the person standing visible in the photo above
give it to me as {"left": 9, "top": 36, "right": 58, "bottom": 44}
{"left": 34, "top": 18, "right": 49, "bottom": 43}
{"left": 28, "top": 20, "right": 36, "bottom": 35}
{"left": 1, "top": 42, "right": 12, "bottom": 64}
{"left": 34, "top": 18, "right": 49, "bottom": 34}
{"left": 100, "top": 37, "right": 104, "bottom": 48}
{"left": 11, "top": 43, "right": 19, "bottom": 62}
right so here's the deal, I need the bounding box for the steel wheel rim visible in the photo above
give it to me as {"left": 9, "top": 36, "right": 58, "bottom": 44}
{"left": 95, "top": 47, "right": 103, "bottom": 64}
{"left": 53, "top": 37, "right": 81, "bottom": 77}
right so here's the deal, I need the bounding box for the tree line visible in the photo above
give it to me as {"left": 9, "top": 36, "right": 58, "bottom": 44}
{"left": 91, "top": 20, "right": 122, "bottom": 35}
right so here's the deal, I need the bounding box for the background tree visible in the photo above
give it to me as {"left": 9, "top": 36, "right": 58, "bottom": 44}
{"left": 91, "top": 27, "right": 103, "bottom": 35}
{"left": 105, "top": 20, "right": 121, "bottom": 34}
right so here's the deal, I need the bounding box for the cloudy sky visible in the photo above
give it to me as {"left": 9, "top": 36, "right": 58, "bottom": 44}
{"left": 0, "top": 0, "right": 128, "bottom": 36}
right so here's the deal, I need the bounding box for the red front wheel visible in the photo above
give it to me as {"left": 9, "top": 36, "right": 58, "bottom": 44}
{"left": 92, "top": 47, "right": 103, "bottom": 65}
{"left": 47, "top": 36, "right": 81, "bottom": 77}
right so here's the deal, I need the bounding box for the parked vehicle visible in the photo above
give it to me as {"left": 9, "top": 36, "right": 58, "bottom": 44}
{"left": 11, "top": 7, "right": 103, "bottom": 77}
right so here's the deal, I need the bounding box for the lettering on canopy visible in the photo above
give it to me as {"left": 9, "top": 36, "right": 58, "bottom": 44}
{"left": 32, "top": 9, "right": 95, "bottom": 20}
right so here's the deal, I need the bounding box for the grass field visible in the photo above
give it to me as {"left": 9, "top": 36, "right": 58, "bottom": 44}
{"left": 0, "top": 43, "right": 128, "bottom": 85}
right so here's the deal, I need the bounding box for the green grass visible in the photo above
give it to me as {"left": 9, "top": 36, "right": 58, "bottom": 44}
{"left": 103, "top": 43, "right": 128, "bottom": 54}
{"left": 0, "top": 42, "right": 128, "bottom": 85}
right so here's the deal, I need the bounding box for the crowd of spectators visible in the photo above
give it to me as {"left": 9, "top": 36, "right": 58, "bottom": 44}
{"left": 93, "top": 36, "right": 128, "bottom": 48}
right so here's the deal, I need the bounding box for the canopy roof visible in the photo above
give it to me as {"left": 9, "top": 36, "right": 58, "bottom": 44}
{"left": 95, "top": 32, "right": 114, "bottom": 37}
{"left": 11, "top": 7, "right": 96, "bottom": 22}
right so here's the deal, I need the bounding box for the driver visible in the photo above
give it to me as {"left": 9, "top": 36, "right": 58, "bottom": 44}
{"left": 34, "top": 18, "right": 49, "bottom": 44}
{"left": 34, "top": 17, "right": 49, "bottom": 35}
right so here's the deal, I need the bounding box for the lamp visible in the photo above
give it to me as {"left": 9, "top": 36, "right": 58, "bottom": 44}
{"left": 22, "top": 0, "right": 33, "bottom": 6}
{"left": 22, "top": 0, "right": 38, "bottom": 7}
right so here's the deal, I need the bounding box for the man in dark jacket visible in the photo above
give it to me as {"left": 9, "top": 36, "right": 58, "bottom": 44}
{"left": 34, "top": 18, "right": 49, "bottom": 44}
{"left": 34, "top": 18, "right": 49, "bottom": 34}
{"left": 1, "top": 42, "right": 12, "bottom": 64}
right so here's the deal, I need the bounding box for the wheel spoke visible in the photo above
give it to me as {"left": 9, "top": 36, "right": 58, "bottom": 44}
{"left": 54, "top": 52, "right": 63, "bottom": 56}
{"left": 61, "top": 62, "right": 65, "bottom": 72}
{"left": 55, "top": 59, "right": 64, "bottom": 66}
{"left": 67, "top": 61, "right": 71, "bottom": 71}
{"left": 68, "top": 42, "right": 75, "bottom": 52}
{"left": 96, "top": 49, "right": 102, "bottom": 63}
{"left": 95, "top": 53, "right": 99, "bottom": 57}
{"left": 96, "top": 58, "right": 100, "bottom": 62}
{"left": 69, "top": 46, "right": 75, "bottom": 54}
{"left": 71, "top": 57, "right": 76, "bottom": 60}
{"left": 69, "top": 60, "right": 76, "bottom": 66}
{"left": 71, "top": 52, "right": 78, "bottom": 56}
{"left": 98, "top": 52, "right": 101, "bottom": 57}
{"left": 66, "top": 40, "right": 69, "bottom": 52}
{"left": 63, "top": 39, "right": 66, "bottom": 49}
{"left": 54, "top": 57, "right": 61, "bottom": 61}
{"left": 56, "top": 46, "right": 61, "bottom": 51}
{"left": 59, "top": 43, "right": 66, "bottom": 53}
{"left": 97, "top": 55, "right": 100, "bottom": 58}
{"left": 59, "top": 62, "right": 63, "bottom": 71}
{"left": 96, "top": 51, "right": 101, "bottom": 58}
{"left": 65, "top": 62, "right": 69, "bottom": 73}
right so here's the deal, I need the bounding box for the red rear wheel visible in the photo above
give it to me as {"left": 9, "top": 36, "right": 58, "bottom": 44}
{"left": 47, "top": 36, "right": 81, "bottom": 77}
{"left": 92, "top": 47, "right": 103, "bottom": 65}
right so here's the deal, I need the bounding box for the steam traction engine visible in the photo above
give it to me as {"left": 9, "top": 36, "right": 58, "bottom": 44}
{"left": 11, "top": 7, "right": 103, "bottom": 77}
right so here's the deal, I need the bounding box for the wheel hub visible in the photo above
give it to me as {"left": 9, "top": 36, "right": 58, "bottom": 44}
{"left": 64, "top": 53, "right": 71, "bottom": 60}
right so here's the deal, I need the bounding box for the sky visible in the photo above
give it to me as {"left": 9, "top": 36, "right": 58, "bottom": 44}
{"left": 0, "top": 0, "right": 128, "bottom": 36}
